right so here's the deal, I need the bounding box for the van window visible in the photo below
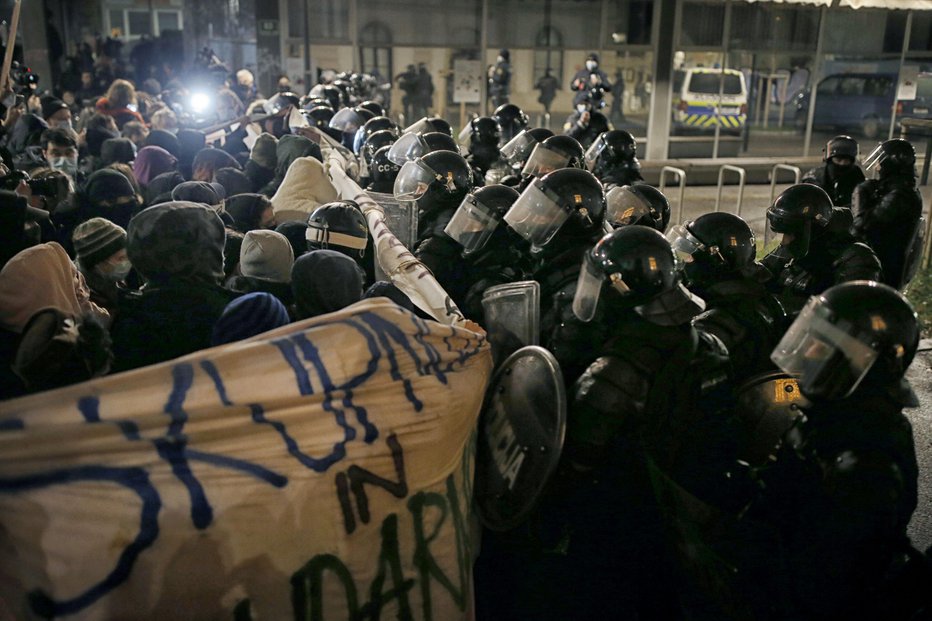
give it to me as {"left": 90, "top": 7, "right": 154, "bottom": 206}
{"left": 839, "top": 77, "right": 866, "bottom": 96}
{"left": 916, "top": 75, "right": 932, "bottom": 99}
{"left": 674, "top": 70, "right": 686, "bottom": 93}
{"left": 864, "top": 77, "right": 892, "bottom": 97}
{"left": 818, "top": 76, "right": 840, "bottom": 96}
{"left": 688, "top": 73, "right": 743, "bottom": 95}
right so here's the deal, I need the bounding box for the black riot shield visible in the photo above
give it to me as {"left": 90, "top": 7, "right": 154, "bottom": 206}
{"left": 366, "top": 191, "right": 419, "bottom": 281}
{"left": 734, "top": 371, "right": 809, "bottom": 466}
{"left": 481, "top": 280, "right": 540, "bottom": 366}
{"left": 475, "top": 346, "right": 566, "bottom": 531}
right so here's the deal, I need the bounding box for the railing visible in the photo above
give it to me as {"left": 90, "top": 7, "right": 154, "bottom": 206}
{"left": 659, "top": 166, "right": 687, "bottom": 226}
{"left": 715, "top": 164, "right": 746, "bottom": 216}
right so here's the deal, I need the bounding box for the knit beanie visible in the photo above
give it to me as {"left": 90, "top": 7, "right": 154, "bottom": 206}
{"left": 251, "top": 133, "right": 278, "bottom": 170}
{"left": 240, "top": 230, "right": 294, "bottom": 283}
{"left": 72, "top": 217, "right": 127, "bottom": 269}
{"left": 210, "top": 292, "right": 291, "bottom": 346}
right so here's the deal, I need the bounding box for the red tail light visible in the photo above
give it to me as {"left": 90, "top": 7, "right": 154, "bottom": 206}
{"left": 897, "top": 101, "right": 903, "bottom": 115}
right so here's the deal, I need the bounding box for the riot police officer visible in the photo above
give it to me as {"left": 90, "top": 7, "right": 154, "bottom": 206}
{"left": 852, "top": 138, "right": 924, "bottom": 290}
{"left": 503, "top": 167, "right": 607, "bottom": 382}
{"left": 519, "top": 134, "right": 585, "bottom": 190}
{"left": 762, "top": 184, "right": 881, "bottom": 316}
{"left": 801, "top": 135, "right": 865, "bottom": 207}
{"left": 584, "top": 129, "right": 643, "bottom": 188}
{"left": 366, "top": 146, "right": 400, "bottom": 194}
{"left": 750, "top": 281, "right": 920, "bottom": 619}
{"left": 489, "top": 49, "right": 512, "bottom": 109}
{"left": 604, "top": 184, "right": 670, "bottom": 232}
{"left": 394, "top": 149, "right": 474, "bottom": 305}
{"left": 667, "top": 212, "right": 786, "bottom": 381}
{"left": 306, "top": 201, "right": 372, "bottom": 284}
{"left": 493, "top": 103, "right": 530, "bottom": 143}
{"left": 443, "top": 184, "right": 533, "bottom": 320}
{"left": 353, "top": 115, "right": 398, "bottom": 156}
{"left": 459, "top": 116, "right": 504, "bottom": 176}
{"left": 500, "top": 127, "right": 554, "bottom": 181}
{"left": 551, "top": 225, "right": 729, "bottom": 619}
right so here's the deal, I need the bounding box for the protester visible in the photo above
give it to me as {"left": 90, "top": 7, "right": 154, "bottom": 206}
{"left": 211, "top": 292, "right": 290, "bottom": 346}
{"left": 110, "top": 202, "right": 235, "bottom": 372}
{"left": 132, "top": 145, "right": 178, "bottom": 188}
{"left": 72, "top": 217, "right": 130, "bottom": 313}
{"left": 291, "top": 249, "right": 364, "bottom": 320}
{"left": 225, "top": 193, "right": 275, "bottom": 233}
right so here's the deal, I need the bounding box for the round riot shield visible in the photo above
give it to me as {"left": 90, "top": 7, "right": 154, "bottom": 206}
{"left": 734, "top": 371, "right": 810, "bottom": 466}
{"left": 475, "top": 346, "right": 566, "bottom": 531}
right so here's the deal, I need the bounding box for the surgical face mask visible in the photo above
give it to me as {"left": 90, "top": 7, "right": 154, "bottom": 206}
{"left": 99, "top": 258, "right": 132, "bottom": 281}
{"left": 577, "top": 104, "right": 588, "bottom": 113}
{"left": 497, "top": 56, "right": 505, "bottom": 64}
{"left": 49, "top": 155, "right": 78, "bottom": 179}
{"left": 586, "top": 61, "right": 598, "bottom": 72}
{"left": 52, "top": 119, "right": 73, "bottom": 131}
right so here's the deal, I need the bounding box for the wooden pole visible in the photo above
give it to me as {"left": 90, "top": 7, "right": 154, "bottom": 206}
{"left": 1, "top": 0, "right": 23, "bottom": 92}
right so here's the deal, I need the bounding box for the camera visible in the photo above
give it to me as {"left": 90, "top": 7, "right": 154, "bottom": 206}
{"left": 9, "top": 62, "right": 40, "bottom": 94}
{"left": 0, "top": 170, "right": 28, "bottom": 191}
{"left": 27, "top": 177, "right": 60, "bottom": 198}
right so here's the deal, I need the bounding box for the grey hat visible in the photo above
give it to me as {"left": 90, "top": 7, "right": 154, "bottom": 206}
{"left": 72, "top": 217, "right": 127, "bottom": 269}
{"left": 240, "top": 230, "right": 295, "bottom": 284}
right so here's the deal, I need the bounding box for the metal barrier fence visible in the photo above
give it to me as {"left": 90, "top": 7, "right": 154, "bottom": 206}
{"left": 715, "top": 164, "right": 746, "bottom": 216}
{"left": 659, "top": 166, "right": 687, "bottom": 226}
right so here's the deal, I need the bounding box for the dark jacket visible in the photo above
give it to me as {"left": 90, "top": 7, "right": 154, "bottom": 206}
{"left": 851, "top": 174, "right": 924, "bottom": 289}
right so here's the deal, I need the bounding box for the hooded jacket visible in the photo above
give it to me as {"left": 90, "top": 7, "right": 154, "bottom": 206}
{"left": 291, "top": 249, "right": 364, "bottom": 319}
{"left": 110, "top": 202, "right": 236, "bottom": 372}
{"left": 270, "top": 157, "right": 338, "bottom": 222}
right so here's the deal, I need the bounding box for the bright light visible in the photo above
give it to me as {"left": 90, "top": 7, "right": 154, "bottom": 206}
{"left": 190, "top": 93, "right": 211, "bottom": 115}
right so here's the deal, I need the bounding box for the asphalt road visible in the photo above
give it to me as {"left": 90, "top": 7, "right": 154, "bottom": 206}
{"left": 907, "top": 341, "right": 932, "bottom": 552}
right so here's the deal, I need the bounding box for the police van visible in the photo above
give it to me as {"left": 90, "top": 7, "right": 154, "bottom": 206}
{"left": 672, "top": 67, "right": 748, "bottom": 135}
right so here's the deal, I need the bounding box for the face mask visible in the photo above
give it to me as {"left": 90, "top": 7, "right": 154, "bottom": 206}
{"left": 50, "top": 155, "right": 78, "bottom": 179}
{"left": 497, "top": 56, "right": 505, "bottom": 63}
{"left": 577, "top": 104, "right": 588, "bottom": 113}
{"left": 586, "top": 61, "right": 598, "bottom": 72}
{"left": 99, "top": 258, "right": 132, "bottom": 281}
{"left": 53, "top": 119, "right": 73, "bottom": 131}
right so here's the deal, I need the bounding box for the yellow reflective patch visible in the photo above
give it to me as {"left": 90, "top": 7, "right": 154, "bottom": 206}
{"left": 648, "top": 256, "right": 658, "bottom": 271}
{"left": 773, "top": 377, "right": 801, "bottom": 403}
{"left": 574, "top": 194, "right": 582, "bottom": 204}
{"left": 622, "top": 207, "right": 636, "bottom": 219}
{"left": 871, "top": 315, "right": 888, "bottom": 332}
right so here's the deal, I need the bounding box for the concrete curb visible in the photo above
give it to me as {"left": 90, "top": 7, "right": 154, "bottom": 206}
{"left": 920, "top": 339, "right": 932, "bottom": 353}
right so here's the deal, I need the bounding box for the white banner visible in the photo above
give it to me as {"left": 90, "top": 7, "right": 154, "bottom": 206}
{"left": 0, "top": 299, "right": 492, "bottom": 620}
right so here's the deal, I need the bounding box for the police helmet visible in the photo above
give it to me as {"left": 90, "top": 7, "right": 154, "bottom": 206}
{"left": 493, "top": 103, "right": 530, "bottom": 142}
{"left": 766, "top": 184, "right": 834, "bottom": 259}
{"left": 443, "top": 184, "right": 520, "bottom": 254}
{"left": 772, "top": 281, "right": 919, "bottom": 401}
{"left": 393, "top": 149, "right": 473, "bottom": 210}
{"left": 573, "top": 225, "right": 704, "bottom": 323}
{"left": 504, "top": 167, "right": 605, "bottom": 249}
{"left": 605, "top": 184, "right": 669, "bottom": 232}
{"left": 306, "top": 201, "right": 369, "bottom": 258}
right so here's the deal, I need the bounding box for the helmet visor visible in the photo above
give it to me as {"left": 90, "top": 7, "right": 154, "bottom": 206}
{"left": 572, "top": 256, "right": 603, "bottom": 322}
{"left": 403, "top": 117, "right": 433, "bottom": 135}
{"left": 606, "top": 186, "right": 652, "bottom": 228}
{"left": 504, "top": 180, "right": 570, "bottom": 248}
{"left": 393, "top": 159, "right": 438, "bottom": 201}
{"left": 862, "top": 143, "right": 886, "bottom": 172}
{"left": 584, "top": 138, "right": 608, "bottom": 173}
{"left": 500, "top": 130, "right": 539, "bottom": 166}
{"left": 521, "top": 144, "right": 570, "bottom": 178}
{"left": 443, "top": 193, "right": 500, "bottom": 254}
{"left": 329, "top": 107, "right": 366, "bottom": 132}
{"left": 457, "top": 123, "right": 479, "bottom": 152}
{"left": 387, "top": 132, "right": 429, "bottom": 166}
{"left": 664, "top": 224, "right": 704, "bottom": 265}
{"left": 771, "top": 297, "right": 879, "bottom": 399}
